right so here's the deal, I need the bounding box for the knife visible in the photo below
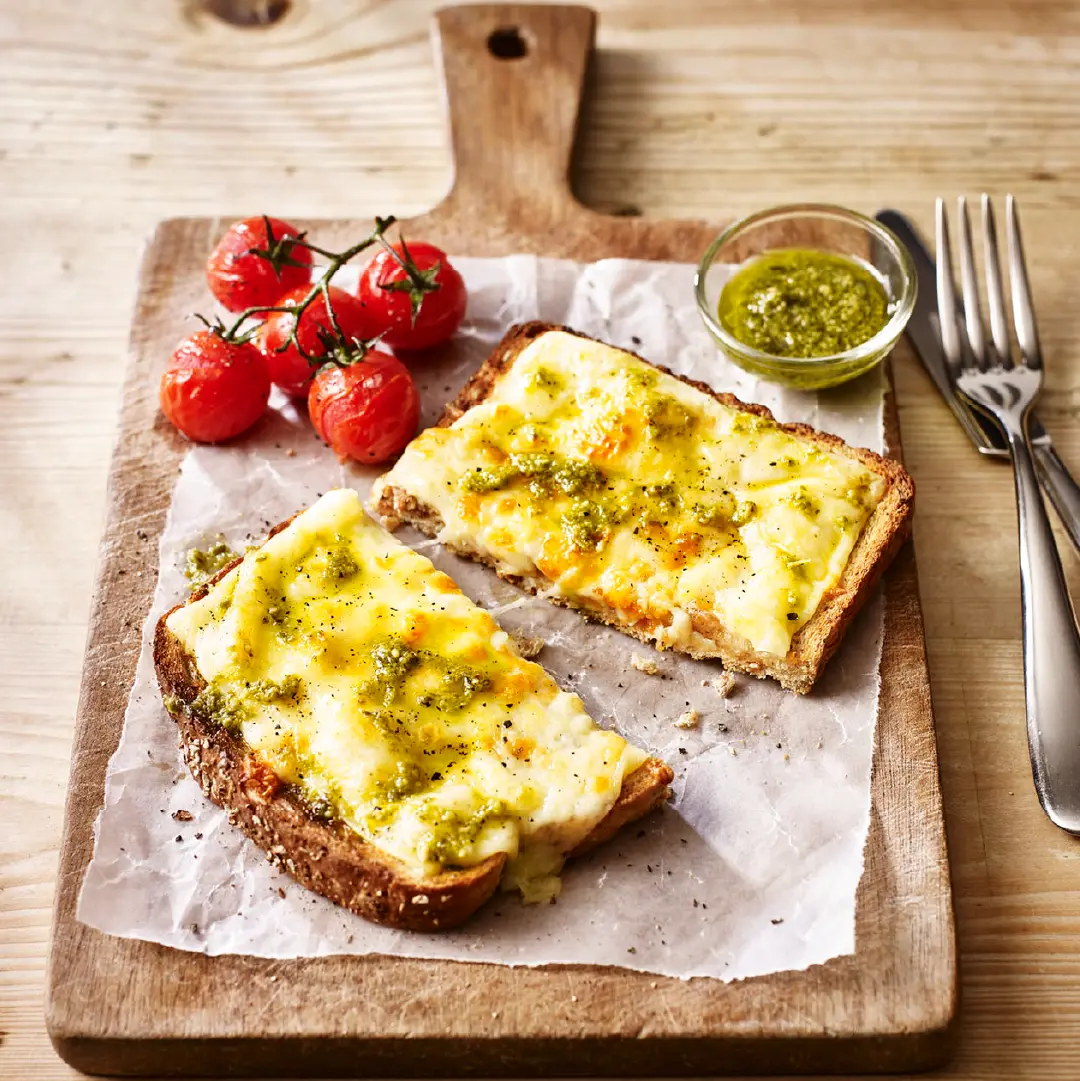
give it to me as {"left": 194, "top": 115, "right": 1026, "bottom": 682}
{"left": 877, "top": 208, "right": 1080, "bottom": 554}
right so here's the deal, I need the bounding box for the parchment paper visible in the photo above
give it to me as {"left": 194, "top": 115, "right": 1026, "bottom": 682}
{"left": 78, "top": 256, "right": 885, "bottom": 981}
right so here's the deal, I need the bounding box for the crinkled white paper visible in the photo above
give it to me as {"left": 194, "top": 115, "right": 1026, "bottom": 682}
{"left": 78, "top": 256, "right": 884, "bottom": 981}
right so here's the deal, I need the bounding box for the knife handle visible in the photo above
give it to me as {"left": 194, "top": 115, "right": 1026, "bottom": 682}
{"left": 1034, "top": 443, "right": 1080, "bottom": 555}
{"left": 1006, "top": 425, "right": 1080, "bottom": 834}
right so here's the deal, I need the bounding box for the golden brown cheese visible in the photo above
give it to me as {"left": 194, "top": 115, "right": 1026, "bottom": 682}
{"left": 165, "top": 489, "right": 648, "bottom": 902}
{"left": 375, "top": 331, "right": 885, "bottom": 658}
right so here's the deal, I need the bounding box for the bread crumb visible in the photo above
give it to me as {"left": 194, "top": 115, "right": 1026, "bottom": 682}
{"left": 285, "top": 447, "right": 297, "bottom": 458}
{"left": 715, "top": 671, "right": 736, "bottom": 697}
{"left": 729, "top": 746, "right": 738, "bottom": 757}
{"left": 673, "top": 708, "right": 700, "bottom": 730}
{"left": 171, "top": 809, "right": 193, "bottom": 822}
{"left": 571, "top": 995, "right": 578, "bottom": 1002}
{"left": 631, "top": 654, "right": 659, "bottom": 675}
{"left": 510, "top": 630, "right": 545, "bottom": 659}
{"left": 491, "top": 1011, "right": 499, "bottom": 1019}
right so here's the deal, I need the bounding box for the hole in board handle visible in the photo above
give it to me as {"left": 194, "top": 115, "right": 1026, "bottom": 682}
{"left": 201, "top": 0, "right": 290, "bottom": 26}
{"left": 487, "top": 26, "right": 529, "bottom": 60}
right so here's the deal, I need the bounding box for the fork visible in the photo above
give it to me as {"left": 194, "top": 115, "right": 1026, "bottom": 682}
{"left": 936, "top": 194, "right": 1080, "bottom": 833}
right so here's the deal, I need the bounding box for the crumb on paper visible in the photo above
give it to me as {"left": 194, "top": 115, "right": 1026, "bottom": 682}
{"left": 631, "top": 654, "right": 659, "bottom": 675}
{"left": 715, "top": 671, "right": 736, "bottom": 697}
{"left": 171, "top": 809, "right": 193, "bottom": 822}
{"left": 509, "top": 630, "right": 545, "bottom": 659}
{"left": 285, "top": 447, "right": 297, "bottom": 458}
{"left": 729, "top": 746, "right": 738, "bottom": 757}
{"left": 673, "top": 708, "right": 700, "bottom": 730}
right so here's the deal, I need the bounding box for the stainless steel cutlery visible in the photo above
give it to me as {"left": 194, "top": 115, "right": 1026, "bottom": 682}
{"left": 878, "top": 208, "right": 1080, "bottom": 553}
{"left": 934, "top": 194, "right": 1080, "bottom": 834}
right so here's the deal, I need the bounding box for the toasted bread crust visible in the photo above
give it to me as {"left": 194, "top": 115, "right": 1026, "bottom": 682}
{"left": 153, "top": 522, "right": 673, "bottom": 932}
{"left": 373, "top": 321, "right": 915, "bottom": 694}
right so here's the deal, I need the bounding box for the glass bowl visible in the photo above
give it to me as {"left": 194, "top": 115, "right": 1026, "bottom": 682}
{"left": 693, "top": 204, "right": 917, "bottom": 390}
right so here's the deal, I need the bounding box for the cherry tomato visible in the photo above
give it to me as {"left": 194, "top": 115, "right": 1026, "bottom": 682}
{"left": 205, "top": 216, "right": 312, "bottom": 313}
{"left": 258, "top": 286, "right": 381, "bottom": 397}
{"left": 160, "top": 331, "right": 270, "bottom": 443}
{"left": 308, "top": 352, "right": 420, "bottom": 465}
{"left": 356, "top": 241, "right": 467, "bottom": 351}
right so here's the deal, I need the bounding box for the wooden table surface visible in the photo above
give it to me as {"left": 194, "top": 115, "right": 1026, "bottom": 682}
{"left": 3, "top": 0, "right": 1080, "bottom": 1078}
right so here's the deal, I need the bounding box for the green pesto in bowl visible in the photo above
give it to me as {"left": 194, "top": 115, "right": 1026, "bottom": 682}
{"left": 718, "top": 249, "right": 891, "bottom": 359}
{"left": 694, "top": 204, "right": 917, "bottom": 391}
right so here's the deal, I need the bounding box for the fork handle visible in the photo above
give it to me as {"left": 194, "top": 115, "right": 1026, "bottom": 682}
{"left": 1007, "top": 424, "right": 1080, "bottom": 832}
{"left": 1034, "top": 443, "right": 1080, "bottom": 555}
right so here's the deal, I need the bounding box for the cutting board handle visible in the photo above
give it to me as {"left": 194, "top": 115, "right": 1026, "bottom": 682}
{"left": 428, "top": 4, "right": 596, "bottom": 228}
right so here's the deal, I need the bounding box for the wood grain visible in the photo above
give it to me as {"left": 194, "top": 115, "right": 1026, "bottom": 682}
{"left": 3, "top": 0, "right": 1080, "bottom": 1078}
{"left": 38, "top": 4, "right": 954, "bottom": 1076}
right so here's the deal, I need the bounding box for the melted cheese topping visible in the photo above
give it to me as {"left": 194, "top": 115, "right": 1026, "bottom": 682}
{"left": 166, "top": 489, "right": 648, "bottom": 901}
{"left": 376, "top": 331, "right": 885, "bottom": 658}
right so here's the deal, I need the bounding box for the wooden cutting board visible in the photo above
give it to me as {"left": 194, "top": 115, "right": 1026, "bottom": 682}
{"left": 45, "top": 4, "right": 957, "bottom": 1075}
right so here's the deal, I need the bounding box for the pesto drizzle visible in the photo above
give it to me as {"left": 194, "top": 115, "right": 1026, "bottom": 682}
{"left": 185, "top": 540, "right": 237, "bottom": 590}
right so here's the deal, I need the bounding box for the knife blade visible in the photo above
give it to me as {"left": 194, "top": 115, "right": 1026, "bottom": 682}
{"left": 876, "top": 208, "right": 1080, "bottom": 554}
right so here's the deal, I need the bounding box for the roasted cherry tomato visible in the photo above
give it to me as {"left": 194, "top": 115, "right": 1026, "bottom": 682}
{"left": 257, "top": 286, "right": 381, "bottom": 397}
{"left": 308, "top": 352, "right": 420, "bottom": 465}
{"left": 160, "top": 331, "right": 270, "bottom": 443}
{"left": 205, "top": 216, "right": 312, "bottom": 313}
{"left": 356, "top": 241, "right": 466, "bottom": 351}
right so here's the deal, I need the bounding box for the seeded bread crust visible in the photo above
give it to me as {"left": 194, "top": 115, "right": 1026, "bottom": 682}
{"left": 153, "top": 515, "right": 674, "bottom": 932}
{"left": 373, "top": 321, "right": 915, "bottom": 694}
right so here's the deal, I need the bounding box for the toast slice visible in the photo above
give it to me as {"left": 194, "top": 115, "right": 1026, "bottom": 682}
{"left": 372, "top": 322, "right": 914, "bottom": 694}
{"left": 154, "top": 489, "right": 673, "bottom": 932}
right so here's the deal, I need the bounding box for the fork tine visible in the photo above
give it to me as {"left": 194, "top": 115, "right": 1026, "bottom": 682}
{"left": 935, "top": 197, "right": 964, "bottom": 372}
{"left": 957, "top": 196, "right": 988, "bottom": 370}
{"left": 981, "top": 194, "right": 1011, "bottom": 366}
{"left": 1007, "top": 194, "right": 1044, "bottom": 370}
